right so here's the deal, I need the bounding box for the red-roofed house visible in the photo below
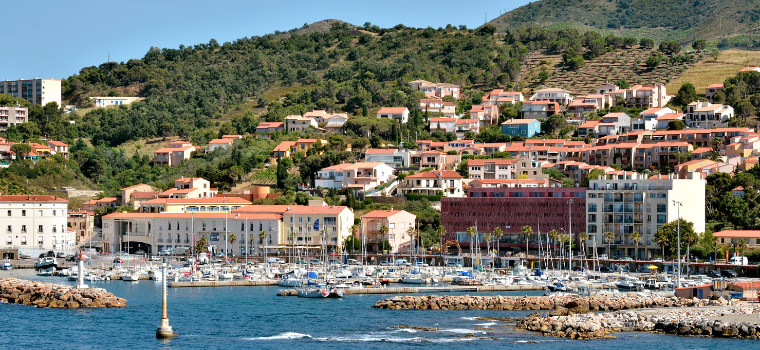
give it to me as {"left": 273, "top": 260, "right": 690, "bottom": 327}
{"left": 521, "top": 101, "right": 560, "bottom": 120}
{"left": 467, "top": 158, "right": 516, "bottom": 180}
{"left": 409, "top": 80, "right": 460, "bottom": 98}
{"left": 256, "top": 122, "right": 284, "bottom": 133}
{"left": 400, "top": 170, "right": 464, "bottom": 197}
{"left": 207, "top": 138, "right": 236, "bottom": 152}
{"left": 706, "top": 83, "right": 724, "bottom": 103}
{"left": 364, "top": 148, "right": 409, "bottom": 168}
{"left": 655, "top": 113, "right": 685, "bottom": 130}
{"left": 578, "top": 120, "right": 601, "bottom": 138}
{"left": 46, "top": 140, "right": 69, "bottom": 159}
{"left": 418, "top": 99, "right": 456, "bottom": 117}
{"left": 738, "top": 67, "right": 760, "bottom": 73}
{"left": 429, "top": 118, "right": 458, "bottom": 133}
{"left": 120, "top": 183, "right": 155, "bottom": 207}
{"left": 530, "top": 88, "right": 573, "bottom": 105}
{"left": 377, "top": 107, "right": 409, "bottom": 123}
{"left": 360, "top": 210, "right": 416, "bottom": 253}
{"left": 154, "top": 141, "right": 197, "bottom": 167}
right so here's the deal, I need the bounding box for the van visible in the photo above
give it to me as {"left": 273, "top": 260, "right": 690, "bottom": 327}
{"left": 268, "top": 257, "right": 285, "bottom": 264}
{"left": 197, "top": 252, "right": 209, "bottom": 265}
{"left": 729, "top": 256, "right": 748, "bottom": 265}
{"left": 347, "top": 259, "right": 360, "bottom": 265}
{"left": 396, "top": 259, "right": 410, "bottom": 266}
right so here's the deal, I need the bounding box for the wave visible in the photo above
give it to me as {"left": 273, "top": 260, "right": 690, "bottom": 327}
{"left": 460, "top": 317, "right": 479, "bottom": 321}
{"left": 314, "top": 336, "right": 481, "bottom": 343}
{"left": 475, "top": 322, "right": 497, "bottom": 327}
{"left": 394, "top": 329, "right": 417, "bottom": 333}
{"left": 438, "top": 328, "right": 487, "bottom": 334}
{"left": 245, "top": 332, "right": 312, "bottom": 340}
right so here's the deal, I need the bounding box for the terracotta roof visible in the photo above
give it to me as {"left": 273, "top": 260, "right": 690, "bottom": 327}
{"left": 468, "top": 159, "right": 516, "bottom": 166}
{"left": 405, "top": 170, "right": 462, "bottom": 179}
{"left": 140, "top": 198, "right": 252, "bottom": 205}
{"left": 232, "top": 205, "right": 292, "bottom": 214}
{"left": 501, "top": 119, "right": 539, "bottom": 125}
{"left": 713, "top": 230, "right": 760, "bottom": 238}
{"left": 365, "top": 148, "right": 398, "bottom": 155}
{"left": 706, "top": 83, "right": 724, "bottom": 89}
{"left": 362, "top": 210, "right": 408, "bottom": 219}
{"left": 273, "top": 141, "right": 296, "bottom": 152}
{"left": 656, "top": 113, "right": 685, "bottom": 120}
{"left": 377, "top": 107, "right": 408, "bottom": 114}
{"left": 579, "top": 120, "right": 601, "bottom": 128}
{"left": 47, "top": 140, "right": 68, "bottom": 147}
{"left": 284, "top": 206, "right": 350, "bottom": 215}
{"left": 208, "top": 138, "right": 234, "bottom": 144}
{"left": 0, "top": 195, "right": 67, "bottom": 202}
{"left": 430, "top": 118, "right": 458, "bottom": 122}
{"left": 103, "top": 212, "right": 281, "bottom": 220}
{"left": 131, "top": 191, "right": 159, "bottom": 199}
{"left": 257, "top": 122, "right": 284, "bottom": 128}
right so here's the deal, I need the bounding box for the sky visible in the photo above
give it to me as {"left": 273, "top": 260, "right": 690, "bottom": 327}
{"left": 1, "top": 0, "right": 531, "bottom": 80}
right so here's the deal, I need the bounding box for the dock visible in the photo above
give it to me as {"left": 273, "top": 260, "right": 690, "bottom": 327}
{"left": 169, "top": 280, "right": 278, "bottom": 287}
{"left": 277, "top": 284, "right": 545, "bottom": 296}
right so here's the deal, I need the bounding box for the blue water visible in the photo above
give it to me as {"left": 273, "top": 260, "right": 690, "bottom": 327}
{"left": 0, "top": 269, "right": 755, "bottom": 349}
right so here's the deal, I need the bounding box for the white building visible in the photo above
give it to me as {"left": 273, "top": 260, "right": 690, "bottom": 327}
{"left": 633, "top": 107, "right": 677, "bottom": 131}
{"left": 585, "top": 177, "right": 705, "bottom": 260}
{"left": 364, "top": 149, "right": 409, "bottom": 168}
{"left": 685, "top": 101, "right": 734, "bottom": 129}
{"left": 377, "top": 107, "right": 409, "bottom": 124}
{"left": 0, "top": 78, "right": 61, "bottom": 106}
{"left": 530, "top": 88, "right": 573, "bottom": 105}
{"left": 315, "top": 162, "right": 396, "bottom": 190}
{"left": 1, "top": 195, "right": 73, "bottom": 254}
{"left": 399, "top": 170, "right": 464, "bottom": 197}
{"left": 0, "top": 106, "right": 28, "bottom": 132}
{"left": 91, "top": 96, "right": 142, "bottom": 108}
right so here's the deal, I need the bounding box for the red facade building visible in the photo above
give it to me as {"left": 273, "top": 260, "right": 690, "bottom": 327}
{"left": 441, "top": 187, "right": 587, "bottom": 252}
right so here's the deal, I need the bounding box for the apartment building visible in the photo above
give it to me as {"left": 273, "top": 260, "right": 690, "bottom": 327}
{"left": 684, "top": 101, "right": 734, "bottom": 128}
{"left": 284, "top": 205, "right": 354, "bottom": 254}
{"left": 585, "top": 177, "right": 705, "bottom": 260}
{"left": 530, "top": 88, "right": 573, "bottom": 105}
{"left": 153, "top": 141, "right": 197, "bottom": 167}
{"left": 67, "top": 210, "right": 95, "bottom": 244}
{"left": 597, "top": 112, "right": 631, "bottom": 136}
{"left": 521, "top": 101, "right": 560, "bottom": 119}
{"left": 469, "top": 103, "right": 499, "bottom": 126}
{"left": 418, "top": 99, "right": 456, "bottom": 117}
{"left": 467, "top": 159, "right": 516, "bottom": 179}
{"left": 408, "top": 80, "right": 460, "bottom": 98}
{"left": 0, "top": 106, "right": 28, "bottom": 131}
{"left": 0, "top": 78, "right": 61, "bottom": 106}
{"left": 284, "top": 115, "right": 318, "bottom": 132}
{"left": 654, "top": 113, "right": 685, "bottom": 130}
{"left": 567, "top": 94, "right": 611, "bottom": 119}
{"left": 2, "top": 195, "right": 71, "bottom": 254}
{"left": 139, "top": 197, "right": 251, "bottom": 213}
{"left": 364, "top": 148, "right": 409, "bottom": 168}
{"left": 599, "top": 84, "right": 670, "bottom": 108}
{"left": 399, "top": 170, "right": 464, "bottom": 197}
{"left": 360, "top": 210, "right": 416, "bottom": 253}
{"left": 315, "top": 162, "right": 395, "bottom": 190}
{"left": 501, "top": 118, "right": 541, "bottom": 138}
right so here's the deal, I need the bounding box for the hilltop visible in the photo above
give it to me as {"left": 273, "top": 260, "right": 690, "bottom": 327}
{"left": 490, "top": 0, "right": 760, "bottom": 44}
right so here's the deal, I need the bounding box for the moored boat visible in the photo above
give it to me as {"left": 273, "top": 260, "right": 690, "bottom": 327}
{"left": 0, "top": 259, "right": 13, "bottom": 270}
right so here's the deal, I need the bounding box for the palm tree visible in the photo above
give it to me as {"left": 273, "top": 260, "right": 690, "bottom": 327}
{"left": 521, "top": 225, "right": 533, "bottom": 259}
{"left": 258, "top": 231, "right": 267, "bottom": 257}
{"left": 466, "top": 226, "right": 477, "bottom": 267}
{"left": 379, "top": 224, "right": 389, "bottom": 253}
{"left": 711, "top": 137, "right": 723, "bottom": 152}
{"left": 631, "top": 231, "right": 641, "bottom": 260}
{"left": 579, "top": 232, "right": 588, "bottom": 260}
{"left": 436, "top": 225, "right": 446, "bottom": 256}
{"left": 228, "top": 234, "right": 237, "bottom": 258}
{"left": 739, "top": 238, "right": 748, "bottom": 261}
{"left": 195, "top": 236, "right": 208, "bottom": 255}
{"left": 655, "top": 235, "right": 668, "bottom": 260}
{"left": 482, "top": 233, "right": 493, "bottom": 261}
{"left": 549, "top": 229, "right": 559, "bottom": 269}
{"left": 604, "top": 231, "right": 614, "bottom": 259}
{"left": 492, "top": 227, "right": 503, "bottom": 261}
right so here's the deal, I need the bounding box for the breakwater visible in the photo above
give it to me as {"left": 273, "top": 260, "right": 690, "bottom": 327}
{"left": 372, "top": 294, "right": 728, "bottom": 311}
{"left": 0, "top": 277, "right": 126, "bottom": 308}
{"left": 517, "top": 307, "right": 760, "bottom": 339}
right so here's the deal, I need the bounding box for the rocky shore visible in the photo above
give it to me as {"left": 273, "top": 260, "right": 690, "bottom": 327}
{"left": 373, "top": 294, "right": 729, "bottom": 311}
{"left": 0, "top": 277, "right": 127, "bottom": 308}
{"left": 517, "top": 307, "right": 760, "bottom": 339}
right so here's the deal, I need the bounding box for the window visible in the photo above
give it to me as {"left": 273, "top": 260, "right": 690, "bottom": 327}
{"left": 588, "top": 224, "right": 597, "bottom": 233}
{"left": 588, "top": 204, "right": 597, "bottom": 212}
{"left": 38, "top": 236, "right": 43, "bottom": 245}
{"left": 21, "top": 236, "right": 26, "bottom": 245}
{"left": 657, "top": 215, "right": 667, "bottom": 224}
{"left": 241, "top": 222, "right": 245, "bottom": 231}
{"left": 53, "top": 210, "right": 56, "bottom": 216}
{"left": 38, "top": 225, "right": 43, "bottom": 233}
{"left": 22, "top": 210, "right": 26, "bottom": 217}
{"left": 38, "top": 210, "right": 42, "bottom": 216}
{"left": 656, "top": 204, "right": 666, "bottom": 212}
{"left": 6, "top": 236, "right": 11, "bottom": 244}
{"left": 588, "top": 214, "right": 596, "bottom": 223}
{"left": 389, "top": 223, "right": 395, "bottom": 229}
{"left": 6, "top": 210, "right": 9, "bottom": 216}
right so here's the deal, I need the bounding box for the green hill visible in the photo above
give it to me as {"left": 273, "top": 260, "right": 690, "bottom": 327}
{"left": 490, "top": 0, "right": 760, "bottom": 44}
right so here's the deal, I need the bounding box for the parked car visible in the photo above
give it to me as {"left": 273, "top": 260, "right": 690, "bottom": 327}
{"left": 19, "top": 252, "right": 31, "bottom": 259}
{"left": 620, "top": 257, "right": 634, "bottom": 261}
{"left": 598, "top": 254, "right": 608, "bottom": 260}
{"left": 707, "top": 270, "right": 721, "bottom": 278}
{"left": 56, "top": 252, "right": 67, "bottom": 258}
{"left": 113, "top": 257, "right": 124, "bottom": 264}
{"left": 268, "top": 257, "right": 285, "bottom": 264}
{"left": 346, "top": 259, "right": 360, "bottom": 265}
{"left": 446, "top": 261, "right": 463, "bottom": 267}
{"left": 149, "top": 255, "right": 161, "bottom": 261}
{"left": 379, "top": 261, "right": 392, "bottom": 266}
{"left": 573, "top": 266, "right": 586, "bottom": 272}
{"left": 308, "top": 259, "right": 323, "bottom": 265}
{"left": 328, "top": 260, "right": 342, "bottom": 265}
{"left": 158, "top": 249, "right": 172, "bottom": 256}
{"left": 414, "top": 262, "right": 429, "bottom": 267}
{"left": 600, "top": 266, "right": 612, "bottom": 273}
{"left": 721, "top": 270, "right": 738, "bottom": 278}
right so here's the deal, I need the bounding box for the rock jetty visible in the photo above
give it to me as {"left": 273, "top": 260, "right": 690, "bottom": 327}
{"left": 0, "top": 277, "right": 126, "bottom": 309}
{"left": 372, "top": 294, "right": 729, "bottom": 311}
{"left": 517, "top": 307, "right": 760, "bottom": 339}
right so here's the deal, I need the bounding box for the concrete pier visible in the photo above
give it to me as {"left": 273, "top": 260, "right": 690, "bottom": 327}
{"left": 277, "top": 284, "right": 544, "bottom": 296}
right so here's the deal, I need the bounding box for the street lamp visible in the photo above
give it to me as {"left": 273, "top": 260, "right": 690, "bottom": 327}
{"left": 672, "top": 200, "right": 683, "bottom": 288}
{"left": 568, "top": 199, "right": 573, "bottom": 271}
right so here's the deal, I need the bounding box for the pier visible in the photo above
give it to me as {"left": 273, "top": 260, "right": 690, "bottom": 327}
{"left": 277, "top": 284, "right": 545, "bottom": 296}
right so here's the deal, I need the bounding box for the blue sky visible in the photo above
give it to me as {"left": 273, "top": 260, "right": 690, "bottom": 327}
{"left": 1, "top": 0, "right": 530, "bottom": 80}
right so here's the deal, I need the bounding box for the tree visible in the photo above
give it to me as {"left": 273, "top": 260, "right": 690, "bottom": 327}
{"left": 10, "top": 143, "right": 31, "bottom": 162}
{"left": 160, "top": 122, "right": 174, "bottom": 140}
{"left": 379, "top": 224, "right": 388, "bottom": 252}
{"left": 654, "top": 218, "right": 696, "bottom": 257}
{"left": 604, "top": 231, "right": 614, "bottom": 258}
{"left": 436, "top": 225, "right": 447, "bottom": 255}
{"left": 640, "top": 38, "right": 655, "bottom": 49}
{"left": 542, "top": 114, "right": 567, "bottom": 137}
{"left": 579, "top": 232, "right": 588, "bottom": 259}
{"left": 195, "top": 236, "right": 208, "bottom": 255}
{"left": 343, "top": 235, "right": 361, "bottom": 254}
{"left": 276, "top": 158, "right": 292, "bottom": 189}
{"left": 614, "top": 78, "right": 631, "bottom": 89}
{"left": 646, "top": 54, "right": 661, "bottom": 69}
{"left": 492, "top": 227, "right": 503, "bottom": 259}
{"left": 668, "top": 120, "right": 686, "bottom": 130}
{"left": 466, "top": 226, "right": 477, "bottom": 266}
{"left": 655, "top": 234, "right": 668, "bottom": 260}
{"left": 582, "top": 168, "right": 606, "bottom": 187}
{"left": 735, "top": 99, "right": 755, "bottom": 122}
{"left": 562, "top": 47, "right": 585, "bottom": 69}
{"left": 521, "top": 225, "right": 533, "bottom": 258}
{"left": 675, "top": 82, "right": 697, "bottom": 106}
{"left": 708, "top": 48, "right": 720, "bottom": 61}
{"left": 477, "top": 23, "right": 496, "bottom": 36}
{"left": 631, "top": 231, "right": 641, "bottom": 260}
{"left": 227, "top": 234, "right": 237, "bottom": 257}
{"left": 711, "top": 137, "right": 724, "bottom": 152}
{"left": 258, "top": 230, "right": 267, "bottom": 244}
{"left": 692, "top": 40, "right": 706, "bottom": 52}
{"left": 548, "top": 229, "right": 559, "bottom": 269}
{"left": 659, "top": 40, "right": 681, "bottom": 55}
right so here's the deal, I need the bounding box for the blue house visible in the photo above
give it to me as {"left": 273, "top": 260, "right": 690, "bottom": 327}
{"left": 501, "top": 119, "right": 541, "bottom": 138}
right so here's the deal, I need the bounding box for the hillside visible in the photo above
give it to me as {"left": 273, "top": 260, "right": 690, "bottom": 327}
{"left": 490, "top": 0, "right": 760, "bottom": 44}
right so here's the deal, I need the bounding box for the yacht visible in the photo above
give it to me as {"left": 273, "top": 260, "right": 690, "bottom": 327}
{"left": 277, "top": 277, "right": 303, "bottom": 287}
{"left": 150, "top": 270, "right": 163, "bottom": 282}
{"left": 546, "top": 282, "right": 568, "bottom": 292}
{"left": 0, "top": 259, "right": 13, "bottom": 270}
{"left": 615, "top": 276, "right": 644, "bottom": 291}
{"left": 35, "top": 257, "right": 58, "bottom": 270}
{"left": 122, "top": 272, "right": 140, "bottom": 282}
{"left": 296, "top": 285, "right": 329, "bottom": 298}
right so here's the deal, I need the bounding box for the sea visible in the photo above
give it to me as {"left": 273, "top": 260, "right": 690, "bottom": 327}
{"left": 0, "top": 268, "right": 754, "bottom": 349}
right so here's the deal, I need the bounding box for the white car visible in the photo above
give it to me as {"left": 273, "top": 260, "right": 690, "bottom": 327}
{"left": 149, "top": 255, "right": 161, "bottom": 261}
{"left": 308, "top": 259, "right": 323, "bottom": 265}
